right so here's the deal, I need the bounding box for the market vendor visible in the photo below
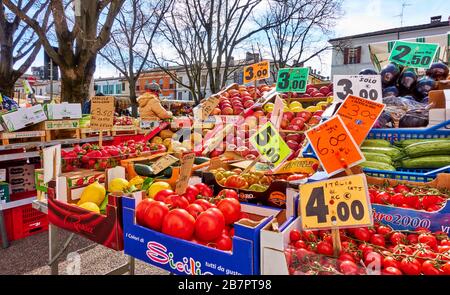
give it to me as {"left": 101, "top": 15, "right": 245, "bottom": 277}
{"left": 137, "top": 83, "right": 172, "bottom": 120}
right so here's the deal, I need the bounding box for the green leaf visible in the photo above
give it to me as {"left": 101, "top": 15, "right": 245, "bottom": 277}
{"left": 141, "top": 177, "right": 154, "bottom": 192}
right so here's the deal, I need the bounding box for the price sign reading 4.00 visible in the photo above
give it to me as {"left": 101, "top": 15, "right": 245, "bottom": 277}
{"left": 388, "top": 41, "right": 438, "bottom": 69}
{"left": 333, "top": 75, "right": 382, "bottom": 103}
{"left": 305, "top": 116, "right": 365, "bottom": 176}
{"left": 276, "top": 67, "right": 309, "bottom": 93}
{"left": 243, "top": 60, "right": 270, "bottom": 84}
{"left": 299, "top": 174, "right": 373, "bottom": 230}
{"left": 90, "top": 96, "right": 115, "bottom": 130}
{"left": 249, "top": 122, "right": 291, "bottom": 170}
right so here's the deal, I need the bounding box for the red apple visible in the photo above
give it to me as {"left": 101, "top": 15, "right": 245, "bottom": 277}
{"left": 296, "top": 111, "right": 312, "bottom": 121}
{"left": 222, "top": 107, "right": 233, "bottom": 115}
{"left": 314, "top": 92, "right": 324, "bottom": 97}
{"left": 253, "top": 110, "right": 265, "bottom": 118}
{"left": 300, "top": 93, "right": 311, "bottom": 98}
{"left": 240, "top": 91, "right": 251, "bottom": 97}
{"left": 319, "top": 86, "right": 330, "bottom": 95}
{"left": 236, "top": 146, "right": 250, "bottom": 157}
{"left": 209, "top": 149, "right": 224, "bottom": 158}
{"left": 286, "top": 133, "right": 303, "bottom": 143}
{"left": 242, "top": 96, "right": 254, "bottom": 102}
{"left": 212, "top": 108, "right": 221, "bottom": 115}
{"left": 280, "top": 118, "right": 289, "bottom": 129}
{"left": 244, "top": 100, "right": 255, "bottom": 108}
{"left": 287, "top": 125, "right": 301, "bottom": 131}
{"left": 313, "top": 110, "right": 324, "bottom": 117}
{"left": 283, "top": 112, "right": 294, "bottom": 121}
{"left": 286, "top": 140, "right": 300, "bottom": 151}
{"left": 307, "top": 87, "right": 317, "bottom": 94}
{"left": 308, "top": 115, "right": 322, "bottom": 125}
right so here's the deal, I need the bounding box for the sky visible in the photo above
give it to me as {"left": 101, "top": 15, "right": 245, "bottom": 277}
{"left": 28, "top": 0, "right": 450, "bottom": 79}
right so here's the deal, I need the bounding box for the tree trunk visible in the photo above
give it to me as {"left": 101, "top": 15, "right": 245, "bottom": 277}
{"left": 129, "top": 78, "right": 138, "bottom": 117}
{"left": 60, "top": 55, "right": 96, "bottom": 103}
{"left": 0, "top": 77, "right": 15, "bottom": 98}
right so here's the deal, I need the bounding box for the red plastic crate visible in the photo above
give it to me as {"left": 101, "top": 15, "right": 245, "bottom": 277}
{"left": 4, "top": 204, "right": 48, "bottom": 241}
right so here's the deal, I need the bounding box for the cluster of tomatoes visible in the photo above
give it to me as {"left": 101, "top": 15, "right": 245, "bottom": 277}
{"left": 136, "top": 184, "right": 243, "bottom": 251}
{"left": 286, "top": 224, "right": 450, "bottom": 275}
{"left": 369, "top": 184, "right": 448, "bottom": 212}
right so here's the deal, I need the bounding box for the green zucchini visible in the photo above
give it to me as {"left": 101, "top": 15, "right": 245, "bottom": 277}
{"left": 362, "top": 152, "right": 393, "bottom": 165}
{"left": 134, "top": 163, "right": 154, "bottom": 177}
{"left": 360, "top": 146, "right": 404, "bottom": 160}
{"left": 394, "top": 138, "right": 449, "bottom": 148}
{"left": 398, "top": 156, "right": 450, "bottom": 169}
{"left": 404, "top": 140, "right": 450, "bottom": 158}
{"left": 362, "top": 139, "right": 392, "bottom": 147}
{"left": 359, "top": 161, "right": 396, "bottom": 171}
{"left": 194, "top": 157, "right": 210, "bottom": 165}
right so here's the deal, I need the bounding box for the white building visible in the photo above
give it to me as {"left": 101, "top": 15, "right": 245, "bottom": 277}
{"left": 329, "top": 17, "right": 450, "bottom": 77}
{"left": 94, "top": 76, "right": 130, "bottom": 97}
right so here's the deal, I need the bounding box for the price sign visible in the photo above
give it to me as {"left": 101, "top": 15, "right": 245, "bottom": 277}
{"left": 197, "top": 95, "right": 220, "bottom": 120}
{"left": 175, "top": 152, "right": 195, "bottom": 195}
{"left": 270, "top": 95, "right": 284, "bottom": 130}
{"left": 243, "top": 60, "right": 270, "bottom": 84}
{"left": 388, "top": 41, "right": 438, "bottom": 69}
{"left": 299, "top": 174, "right": 372, "bottom": 230}
{"left": 276, "top": 67, "right": 309, "bottom": 93}
{"left": 90, "top": 96, "right": 114, "bottom": 129}
{"left": 336, "top": 95, "right": 385, "bottom": 146}
{"left": 249, "top": 122, "right": 292, "bottom": 170}
{"left": 333, "top": 75, "right": 382, "bottom": 103}
{"left": 151, "top": 154, "right": 179, "bottom": 175}
{"left": 305, "top": 116, "right": 364, "bottom": 176}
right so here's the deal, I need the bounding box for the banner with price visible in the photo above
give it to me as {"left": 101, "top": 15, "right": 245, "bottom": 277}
{"left": 305, "top": 116, "right": 364, "bottom": 176}
{"left": 333, "top": 75, "right": 382, "bottom": 103}
{"left": 249, "top": 122, "right": 291, "bottom": 170}
{"left": 336, "top": 95, "right": 385, "bottom": 146}
{"left": 243, "top": 60, "right": 270, "bottom": 84}
{"left": 299, "top": 174, "right": 372, "bottom": 230}
{"left": 276, "top": 67, "right": 309, "bottom": 93}
{"left": 388, "top": 41, "right": 438, "bottom": 69}
{"left": 90, "top": 96, "right": 115, "bottom": 129}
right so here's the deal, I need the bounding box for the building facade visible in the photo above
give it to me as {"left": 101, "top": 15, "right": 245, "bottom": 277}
{"left": 136, "top": 69, "right": 177, "bottom": 100}
{"left": 329, "top": 18, "right": 450, "bottom": 77}
{"left": 94, "top": 76, "right": 129, "bottom": 97}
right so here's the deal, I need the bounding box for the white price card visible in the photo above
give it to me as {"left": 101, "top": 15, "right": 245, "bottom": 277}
{"left": 333, "top": 75, "right": 382, "bottom": 103}
{"left": 0, "top": 169, "right": 6, "bottom": 182}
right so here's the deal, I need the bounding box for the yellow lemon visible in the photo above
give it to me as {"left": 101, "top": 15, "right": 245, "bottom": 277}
{"left": 290, "top": 107, "right": 304, "bottom": 112}
{"left": 108, "top": 178, "right": 130, "bottom": 193}
{"left": 283, "top": 106, "right": 290, "bottom": 112}
{"left": 264, "top": 103, "right": 274, "bottom": 112}
{"left": 128, "top": 176, "right": 144, "bottom": 189}
{"left": 78, "top": 202, "right": 100, "bottom": 214}
{"left": 306, "top": 106, "right": 320, "bottom": 112}
{"left": 78, "top": 181, "right": 106, "bottom": 206}
{"left": 289, "top": 101, "right": 302, "bottom": 109}
{"left": 327, "top": 96, "right": 334, "bottom": 103}
{"left": 148, "top": 182, "right": 172, "bottom": 198}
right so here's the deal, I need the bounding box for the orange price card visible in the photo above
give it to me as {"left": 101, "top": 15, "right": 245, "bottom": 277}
{"left": 336, "top": 95, "right": 385, "bottom": 146}
{"left": 306, "top": 116, "right": 365, "bottom": 176}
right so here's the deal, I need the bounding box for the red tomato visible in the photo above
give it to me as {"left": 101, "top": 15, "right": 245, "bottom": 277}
{"left": 441, "top": 262, "right": 450, "bottom": 275}
{"left": 194, "top": 183, "right": 214, "bottom": 198}
{"left": 383, "top": 256, "right": 400, "bottom": 269}
{"left": 302, "top": 230, "right": 318, "bottom": 242}
{"left": 422, "top": 195, "right": 445, "bottom": 210}
{"left": 390, "top": 193, "right": 406, "bottom": 207}
{"left": 164, "top": 195, "right": 189, "bottom": 209}
{"left": 295, "top": 248, "right": 315, "bottom": 260}
{"left": 418, "top": 233, "right": 438, "bottom": 250}
{"left": 317, "top": 241, "right": 334, "bottom": 256}
{"left": 438, "top": 245, "right": 450, "bottom": 253}
{"left": 217, "top": 198, "right": 241, "bottom": 225}
{"left": 364, "top": 251, "right": 383, "bottom": 268}
{"left": 294, "top": 240, "right": 307, "bottom": 249}
{"left": 229, "top": 227, "right": 235, "bottom": 237}
{"left": 414, "top": 248, "right": 437, "bottom": 264}
{"left": 377, "top": 225, "right": 392, "bottom": 236}
{"left": 370, "top": 234, "right": 386, "bottom": 247}
{"left": 406, "top": 195, "right": 421, "bottom": 210}
{"left": 394, "top": 184, "right": 410, "bottom": 194}
{"left": 338, "top": 253, "right": 356, "bottom": 263}
{"left": 400, "top": 257, "right": 422, "bottom": 275}
{"left": 353, "top": 227, "right": 371, "bottom": 242}
{"left": 289, "top": 229, "right": 302, "bottom": 243}
{"left": 441, "top": 239, "right": 450, "bottom": 246}
{"left": 182, "top": 185, "right": 200, "bottom": 203}
{"left": 135, "top": 198, "right": 153, "bottom": 227}
{"left": 217, "top": 189, "right": 239, "bottom": 200}
{"left": 381, "top": 267, "right": 402, "bottom": 275}
{"left": 339, "top": 260, "right": 359, "bottom": 275}
{"left": 194, "top": 208, "right": 225, "bottom": 242}
{"left": 390, "top": 232, "right": 407, "bottom": 245}
{"left": 393, "top": 244, "right": 414, "bottom": 256}
{"left": 162, "top": 209, "right": 195, "bottom": 240}
{"left": 415, "top": 227, "right": 431, "bottom": 234}
{"left": 154, "top": 189, "right": 174, "bottom": 202}
{"left": 186, "top": 203, "right": 204, "bottom": 218}
{"left": 139, "top": 200, "right": 169, "bottom": 231}
{"left": 214, "top": 234, "right": 232, "bottom": 251}
{"left": 422, "top": 260, "right": 441, "bottom": 275}
{"left": 375, "top": 192, "right": 391, "bottom": 204}
{"left": 407, "top": 233, "right": 419, "bottom": 245}
{"left": 194, "top": 199, "right": 215, "bottom": 210}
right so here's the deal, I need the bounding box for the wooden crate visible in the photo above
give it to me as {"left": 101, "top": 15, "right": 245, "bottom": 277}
{"left": 80, "top": 128, "right": 111, "bottom": 139}
{"left": 40, "top": 120, "right": 81, "bottom": 141}
{"left": 0, "top": 130, "right": 46, "bottom": 145}
{"left": 111, "top": 125, "right": 137, "bottom": 136}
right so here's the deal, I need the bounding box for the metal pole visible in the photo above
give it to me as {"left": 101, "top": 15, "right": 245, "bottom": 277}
{"left": 0, "top": 209, "right": 9, "bottom": 249}
{"left": 50, "top": 59, "right": 54, "bottom": 102}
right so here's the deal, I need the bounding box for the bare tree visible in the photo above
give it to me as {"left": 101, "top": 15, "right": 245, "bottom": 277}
{"left": 99, "top": 0, "right": 171, "bottom": 116}
{"left": 262, "top": 0, "right": 343, "bottom": 76}
{"left": 0, "top": 0, "right": 51, "bottom": 97}
{"left": 4, "top": 0, "right": 125, "bottom": 103}
{"left": 152, "top": 0, "right": 303, "bottom": 105}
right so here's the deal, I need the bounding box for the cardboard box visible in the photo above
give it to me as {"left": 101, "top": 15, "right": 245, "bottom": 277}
{"left": 0, "top": 182, "right": 10, "bottom": 203}
{"left": 45, "top": 103, "right": 82, "bottom": 120}
{"left": 428, "top": 89, "right": 450, "bottom": 127}
{"left": 0, "top": 104, "right": 47, "bottom": 132}
{"left": 123, "top": 196, "right": 281, "bottom": 275}
{"left": 7, "top": 164, "right": 35, "bottom": 176}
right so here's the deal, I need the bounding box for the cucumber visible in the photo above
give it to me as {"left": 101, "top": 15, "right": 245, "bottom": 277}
{"left": 362, "top": 152, "right": 393, "bottom": 165}
{"left": 394, "top": 138, "right": 449, "bottom": 148}
{"left": 194, "top": 157, "right": 210, "bottom": 165}
{"left": 404, "top": 140, "right": 450, "bottom": 158}
{"left": 362, "top": 139, "right": 392, "bottom": 147}
{"left": 134, "top": 163, "right": 154, "bottom": 177}
{"left": 162, "top": 167, "right": 173, "bottom": 178}
{"left": 360, "top": 161, "right": 396, "bottom": 171}
{"left": 360, "top": 146, "right": 404, "bottom": 160}
{"left": 398, "top": 156, "right": 450, "bottom": 169}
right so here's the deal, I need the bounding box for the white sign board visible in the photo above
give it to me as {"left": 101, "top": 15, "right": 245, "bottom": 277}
{"left": 43, "top": 145, "right": 61, "bottom": 184}
{"left": 333, "top": 75, "right": 382, "bottom": 103}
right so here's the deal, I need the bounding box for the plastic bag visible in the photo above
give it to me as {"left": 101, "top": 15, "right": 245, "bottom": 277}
{"left": 374, "top": 96, "right": 430, "bottom": 128}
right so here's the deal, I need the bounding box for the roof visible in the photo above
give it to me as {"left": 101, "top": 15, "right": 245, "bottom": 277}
{"left": 329, "top": 20, "right": 450, "bottom": 42}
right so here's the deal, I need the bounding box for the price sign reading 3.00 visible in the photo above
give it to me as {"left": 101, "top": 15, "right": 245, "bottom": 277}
{"left": 243, "top": 60, "right": 270, "bottom": 84}
{"left": 388, "top": 41, "right": 438, "bottom": 69}
{"left": 276, "top": 67, "right": 309, "bottom": 93}
{"left": 299, "top": 174, "right": 373, "bottom": 230}
{"left": 333, "top": 75, "right": 382, "bottom": 103}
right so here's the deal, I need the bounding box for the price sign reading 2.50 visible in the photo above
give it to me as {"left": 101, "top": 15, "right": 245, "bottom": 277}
{"left": 299, "top": 174, "right": 373, "bottom": 230}
{"left": 249, "top": 122, "right": 291, "bottom": 170}
{"left": 276, "top": 67, "right": 309, "bottom": 93}
{"left": 388, "top": 41, "right": 438, "bottom": 69}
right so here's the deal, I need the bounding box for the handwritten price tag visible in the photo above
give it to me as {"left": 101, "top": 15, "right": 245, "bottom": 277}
{"left": 249, "top": 122, "right": 291, "bottom": 170}
{"left": 175, "top": 152, "right": 196, "bottom": 195}
{"left": 276, "top": 67, "right": 309, "bottom": 93}
{"left": 389, "top": 41, "right": 438, "bottom": 69}
{"left": 151, "top": 154, "right": 179, "bottom": 175}
{"left": 90, "top": 96, "right": 115, "bottom": 129}
{"left": 305, "top": 116, "right": 365, "bottom": 176}
{"left": 333, "top": 75, "right": 382, "bottom": 103}
{"left": 198, "top": 95, "right": 220, "bottom": 120}
{"left": 299, "top": 174, "right": 372, "bottom": 230}
{"left": 243, "top": 60, "right": 270, "bottom": 84}
{"left": 336, "top": 95, "right": 385, "bottom": 146}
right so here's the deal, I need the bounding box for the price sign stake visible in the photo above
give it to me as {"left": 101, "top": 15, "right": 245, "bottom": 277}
{"left": 276, "top": 67, "right": 309, "bottom": 93}
{"left": 333, "top": 75, "right": 382, "bottom": 103}
{"left": 243, "top": 60, "right": 270, "bottom": 84}
{"left": 388, "top": 41, "right": 438, "bottom": 69}
{"left": 270, "top": 95, "right": 284, "bottom": 130}
{"left": 175, "top": 152, "right": 195, "bottom": 195}
{"left": 336, "top": 95, "right": 385, "bottom": 146}
{"left": 305, "top": 116, "right": 365, "bottom": 176}
{"left": 249, "top": 122, "right": 292, "bottom": 171}
{"left": 299, "top": 174, "right": 373, "bottom": 230}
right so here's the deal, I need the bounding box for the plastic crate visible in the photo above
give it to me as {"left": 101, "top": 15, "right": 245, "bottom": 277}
{"left": 5, "top": 204, "right": 48, "bottom": 241}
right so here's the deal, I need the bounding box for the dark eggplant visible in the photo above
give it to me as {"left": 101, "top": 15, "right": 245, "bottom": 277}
{"left": 426, "top": 62, "right": 449, "bottom": 81}
{"left": 382, "top": 86, "right": 399, "bottom": 98}
{"left": 399, "top": 111, "right": 429, "bottom": 128}
{"left": 415, "top": 76, "right": 436, "bottom": 100}
{"left": 359, "top": 68, "right": 378, "bottom": 75}
{"left": 380, "top": 63, "right": 402, "bottom": 87}
{"left": 398, "top": 69, "right": 417, "bottom": 96}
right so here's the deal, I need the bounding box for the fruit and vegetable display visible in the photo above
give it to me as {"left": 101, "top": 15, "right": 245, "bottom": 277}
{"left": 285, "top": 224, "right": 450, "bottom": 275}
{"left": 360, "top": 138, "right": 450, "bottom": 171}
{"left": 135, "top": 182, "right": 242, "bottom": 251}
{"left": 113, "top": 116, "right": 135, "bottom": 126}
{"left": 210, "top": 168, "right": 271, "bottom": 192}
